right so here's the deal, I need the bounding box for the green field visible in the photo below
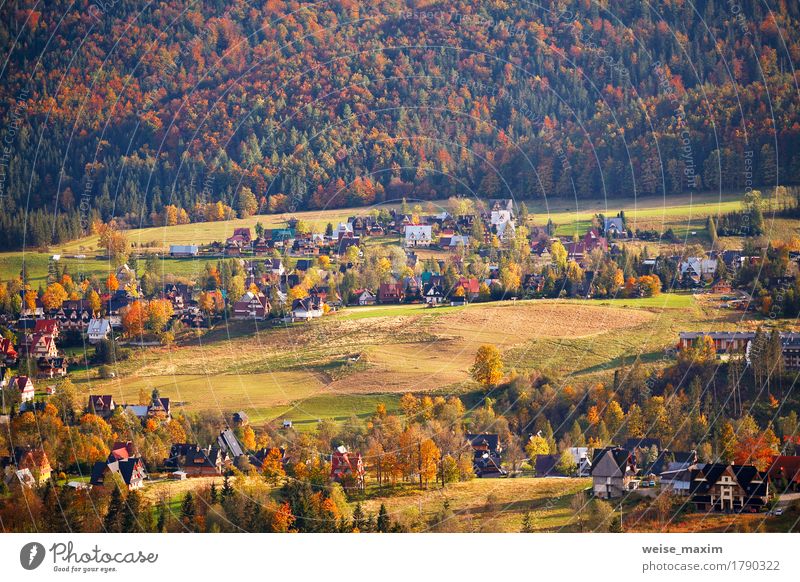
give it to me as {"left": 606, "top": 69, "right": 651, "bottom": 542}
{"left": 63, "top": 295, "right": 761, "bottom": 427}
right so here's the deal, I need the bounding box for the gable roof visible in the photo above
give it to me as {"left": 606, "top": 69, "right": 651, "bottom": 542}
{"left": 217, "top": 429, "right": 244, "bottom": 458}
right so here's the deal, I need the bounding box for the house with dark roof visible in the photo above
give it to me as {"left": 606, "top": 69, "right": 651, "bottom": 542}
{"left": 88, "top": 395, "right": 116, "bottom": 418}
{"left": 217, "top": 429, "right": 245, "bottom": 459}
{"left": 591, "top": 447, "right": 638, "bottom": 498}
{"left": 466, "top": 434, "right": 506, "bottom": 477}
{"left": 90, "top": 457, "right": 146, "bottom": 490}
{"left": 423, "top": 283, "right": 445, "bottom": 305}
{"left": 689, "top": 464, "right": 769, "bottom": 512}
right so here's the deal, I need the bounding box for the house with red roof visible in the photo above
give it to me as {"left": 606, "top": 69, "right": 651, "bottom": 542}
{"left": 0, "top": 337, "right": 17, "bottom": 364}
{"left": 766, "top": 455, "right": 800, "bottom": 490}
{"left": 330, "top": 445, "right": 365, "bottom": 490}
{"left": 378, "top": 283, "right": 403, "bottom": 304}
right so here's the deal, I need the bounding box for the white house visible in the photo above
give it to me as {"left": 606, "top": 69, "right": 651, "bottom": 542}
{"left": 404, "top": 225, "right": 433, "bottom": 247}
{"left": 355, "top": 289, "right": 376, "bottom": 306}
{"left": 87, "top": 318, "right": 111, "bottom": 343}
{"left": 9, "top": 376, "right": 35, "bottom": 403}
{"left": 291, "top": 297, "right": 323, "bottom": 320}
{"left": 169, "top": 245, "right": 199, "bottom": 257}
{"left": 491, "top": 210, "right": 515, "bottom": 240}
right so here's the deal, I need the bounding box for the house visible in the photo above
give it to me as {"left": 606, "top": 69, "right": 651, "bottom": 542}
{"left": 87, "top": 318, "right": 112, "bottom": 343}
{"left": 90, "top": 457, "right": 146, "bottom": 490}
{"left": 37, "top": 356, "right": 67, "bottom": 378}
{"left": 0, "top": 337, "right": 17, "bottom": 364}
{"left": 466, "top": 434, "right": 506, "bottom": 477}
{"left": 13, "top": 447, "right": 52, "bottom": 485}
{"left": 291, "top": 297, "right": 323, "bottom": 320}
{"left": 53, "top": 300, "right": 92, "bottom": 331}
{"left": 534, "top": 447, "right": 591, "bottom": 477}
{"left": 489, "top": 199, "right": 514, "bottom": 214}
{"left": 534, "top": 454, "right": 561, "bottom": 477}
{"left": 457, "top": 277, "right": 480, "bottom": 300}
{"left": 689, "top": 463, "right": 769, "bottom": 512}
{"left": 217, "top": 429, "right": 245, "bottom": 459}
{"left": 20, "top": 332, "right": 59, "bottom": 360}
{"left": 423, "top": 283, "right": 445, "bottom": 305}
{"left": 186, "top": 446, "right": 228, "bottom": 476}
{"left": 9, "top": 376, "right": 35, "bottom": 403}
{"left": 109, "top": 441, "right": 137, "bottom": 461}
{"left": 440, "top": 235, "right": 470, "bottom": 249}
{"left": 766, "top": 455, "right": 800, "bottom": 490}
{"left": 660, "top": 451, "right": 700, "bottom": 495}
{"left": 711, "top": 280, "right": 733, "bottom": 294}
{"left": 569, "top": 447, "right": 592, "bottom": 476}
{"left": 169, "top": 245, "right": 199, "bottom": 257}
{"left": 591, "top": 447, "right": 638, "bottom": 498}
{"left": 115, "top": 264, "right": 137, "bottom": 288}
{"left": 330, "top": 445, "right": 365, "bottom": 490}
{"left": 147, "top": 395, "right": 171, "bottom": 420}
{"left": 232, "top": 411, "right": 249, "bottom": 427}
{"left": 265, "top": 258, "right": 285, "bottom": 276}
{"left": 680, "top": 258, "right": 718, "bottom": 284}
{"left": 353, "top": 289, "right": 376, "bottom": 306}
{"left": 603, "top": 217, "right": 627, "bottom": 237}
{"left": 88, "top": 395, "right": 116, "bottom": 418}
{"left": 404, "top": 225, "right": 433, "bottom": 247}
{"left": 232, "top": 291, "right": 270, "bottom": 320}
{"left": 5, "top": 468, "right": 36, "bottom": 489}
{"left": 490, "top": 210, "right": 515, "bottom": 240}
{"left": 677, "top": 331, "right": 755, "bottom": 354}
{"left": 378, "top": 283, "right": 403, "bottom": 304}
{"left": 226, "top": 227, "right": 252, "bottom": 246}
{"left": 249, "top": 447, "right": 287, "bottom": 470}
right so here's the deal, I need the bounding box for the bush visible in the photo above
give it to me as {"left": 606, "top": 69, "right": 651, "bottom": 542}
{"left": 98, "top": 365, "right": 115, "bottom": 379}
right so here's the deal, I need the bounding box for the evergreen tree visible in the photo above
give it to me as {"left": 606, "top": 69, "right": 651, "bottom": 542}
{"left": 103, "top": 486, "right": 124, "bottom": 533}
{"left": 377, "top": 503, "right": 390, "bottom": 533}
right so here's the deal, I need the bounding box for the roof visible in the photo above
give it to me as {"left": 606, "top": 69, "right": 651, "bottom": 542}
{"left": 534, "top": 454, "right": 559, "bottom": 476}
{"left": 590, "top": 447, "right": 633, "bottom": 476}
{"left": 766, "top": 455, "right": 800, "bottom": 484}
{"left": 33, "top": 319, "right": 58, "bottom": 335}
{"left": 217, "top": 429, "right": 244, "bottom": 458}
{"left": 623, "top": 437, "right": 661, "bottom": 452}
{"left": 691, "top": 463, "right": 768, "bottom": 499}
{"left": 87, "top": 318, "right": 111, "bottom": 334}
{"left": 466, "top": 434, "right": 500, "bottom": 452}
{"left": 169, "top": 245, "right": 198, "bottom": 253}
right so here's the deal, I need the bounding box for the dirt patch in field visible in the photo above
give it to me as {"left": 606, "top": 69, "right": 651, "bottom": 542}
{"left": 324, "top": 302, "right": 655, "bottom": 394}
{"left": 435, "top": 302, "right": 655, "bottom": 345}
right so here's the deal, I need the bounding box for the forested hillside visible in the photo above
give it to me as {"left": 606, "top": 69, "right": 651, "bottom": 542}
{"left": 1, "top": 0, "right": 798, "bottom": 249}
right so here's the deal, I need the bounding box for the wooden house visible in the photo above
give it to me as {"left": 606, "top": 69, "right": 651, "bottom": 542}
{"left": 689, "top": 464, "right": 769, "bottom": 512}
{"left": 591, "top": 447, "right": 638, "bottom": 498}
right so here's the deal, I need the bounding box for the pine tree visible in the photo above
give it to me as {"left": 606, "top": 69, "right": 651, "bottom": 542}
{"left": 351, "top": 502, "right": 365, "bottom": 531}
{"left": 181, "top": 492, "right": 197, "bottom": 532}
{"left": 103, "top": 486, "right": 124, "bottom": 533}
{"left": 377, "top": 503, "right": 390, "bottom": 532}
{"left": 210, "top": 483, "right": 218, "bottom": 504}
